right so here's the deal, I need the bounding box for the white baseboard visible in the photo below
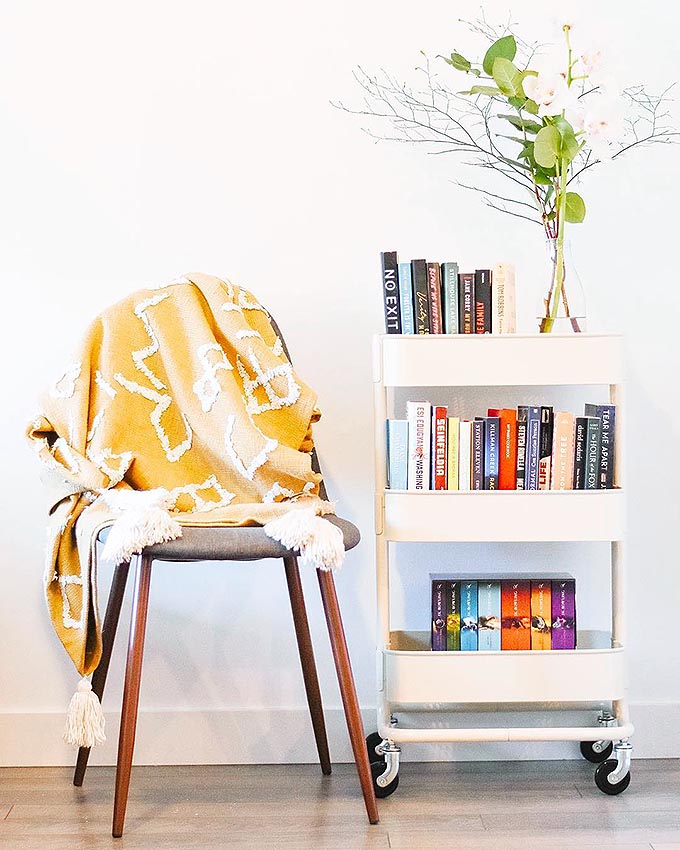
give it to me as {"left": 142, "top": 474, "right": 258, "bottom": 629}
{"left": 0, "top": 703, "right": 677, "bottom": 767}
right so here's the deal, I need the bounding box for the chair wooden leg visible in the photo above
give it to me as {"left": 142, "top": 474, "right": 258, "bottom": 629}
{"left": 283, "top": 556, "right": 332, "bottom": 776}
{"left": 73, "top": 559, "right": 131, "bottom": 787}
{"left": 317, "top": 569, "right": 379, "bottom": 825}
{"left": 112, "top": 553, "right": 153, "bottom": 838}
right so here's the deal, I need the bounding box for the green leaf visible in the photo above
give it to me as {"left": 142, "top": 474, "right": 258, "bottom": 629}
{"left": 524, "top": 98, "right": 539, "bottom": 114}
{"left": 482, "top": 34, "right": 516, "bottom": 75}
{"left": 492, "top": 57, "right": 522, "bottom": 96}
{"left": 565, "top": 192, "right": 586, "bottom": 223}
{"left": 499, "top": 114, "right": 543, "bottom": 134}
{"left": 460, "top": 85, "right": 502, "bottom": 96}
{"left": 534, "top": 125, "right": 561, "bottom": 168}
{"left": 534, "top": 166, "right": 556, "bottom": 185}
{"left": 441, "top": 52, "right": 481, "bottom": 76}
{"left": 507, "top": 95, "right": 540, "bottom": 115}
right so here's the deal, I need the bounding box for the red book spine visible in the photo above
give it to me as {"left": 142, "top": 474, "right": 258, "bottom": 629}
{"left": 501, "top": 579, "right": 531, "bottom": 650}
{"left": 427, "top": 263, "right": 443, "bottom": 334}
{"left": 432, "top": 406, "right": 448, "bottom": 490}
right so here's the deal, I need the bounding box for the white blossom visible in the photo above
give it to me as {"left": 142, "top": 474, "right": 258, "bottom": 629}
{"left": 524, "top": 71, "right": 578, "bottom": 117}
{"left": 569, "top": 98, "right": 623, "bottom": 159}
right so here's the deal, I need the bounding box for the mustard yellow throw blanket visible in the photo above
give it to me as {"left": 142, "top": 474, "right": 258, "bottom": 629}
{"left": 27, "top": 273, "right": 344, "bottom": 746}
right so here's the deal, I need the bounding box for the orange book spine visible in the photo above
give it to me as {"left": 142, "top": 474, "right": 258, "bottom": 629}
{"left": 531, "top": 580, "right": 552, "bottom": 650}
{"left": 499, "top": 408, "right": 517, "bottom": 490}
{"left": 501, "top": 580, "right": 531, "bottom": 650}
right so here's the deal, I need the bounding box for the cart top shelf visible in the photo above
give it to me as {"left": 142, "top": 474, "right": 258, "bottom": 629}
{"left": 374, "top": 333, "right": 624, "bottom": 388}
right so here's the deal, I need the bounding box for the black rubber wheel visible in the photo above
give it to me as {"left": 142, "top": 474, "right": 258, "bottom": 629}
{"left": 366, "top": 732, "right": 384, "bottom": 760}
{"left": 580, "top": 740, "right": 614, "bottom": 763}
{"left": 370, "top": 760, "right": 399, "bottom": 798}
{"left": 594, "top": 759, "right": 631, "bottom": 795}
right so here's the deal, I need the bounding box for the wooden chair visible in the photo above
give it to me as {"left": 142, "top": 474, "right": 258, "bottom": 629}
{"left": 72, "top": 317, "right": 379, "bottom": 837}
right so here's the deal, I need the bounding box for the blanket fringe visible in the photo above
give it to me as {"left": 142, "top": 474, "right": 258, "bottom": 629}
{"left": 64, "top": 678, "right": 106, "bottom": 748}
{"left": 264, "top": 509, "right": 344, "bottom": 570}
{"left": 100, "top": 488, "right": 182, "bottom": 565}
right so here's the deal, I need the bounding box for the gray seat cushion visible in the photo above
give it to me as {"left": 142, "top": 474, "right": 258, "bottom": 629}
{"left": 97, "top": 515, "right": 360, "bottom": 562}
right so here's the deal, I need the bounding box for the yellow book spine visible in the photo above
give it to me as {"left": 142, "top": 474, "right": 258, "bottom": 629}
{"left": 447, "top": 417, "right": 459, "bottom": 490}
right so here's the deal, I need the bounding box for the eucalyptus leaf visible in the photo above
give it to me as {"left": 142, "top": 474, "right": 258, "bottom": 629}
{"left": 524, "top": 99, "right": 539, "bottom": 114}
{"left": 499, "top": 114, "right": 543, "bottom": 134}
{"left": 565, "top": 192, "right": 586, "bottom": 223}
{"left": 461, "top": 85, "right": 502, "bottom": 96}
{"left": 482, "top": 34, "right": 516, "bottom": 75}
{"left": 492, "top": 57, "right": 522, "bottom": 96}
{"left": 534, "top": 125, "right": 561, "bottom": 168}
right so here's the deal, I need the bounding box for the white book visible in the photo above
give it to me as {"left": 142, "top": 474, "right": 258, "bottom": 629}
{"left": 492, "top": 262, "right": 517, "bottom": 334}
{"left": 458, "top": 419, "right": 472, "bottom": 491}
{"left": 407, "top": 401, "right": 431, "bottom": 491}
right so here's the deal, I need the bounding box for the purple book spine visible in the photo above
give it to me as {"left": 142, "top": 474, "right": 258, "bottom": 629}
{"left": 431, "top": 580, "right": 447, "bottom": 651}
{"left": 551, "top": 579, "right": 576, "bottom": 649}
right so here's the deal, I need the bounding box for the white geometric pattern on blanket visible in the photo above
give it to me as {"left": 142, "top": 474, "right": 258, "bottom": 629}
{"left": 86, "top": 447, "right": 133, "bottom": 486}
{"left": 193, "top": 343, "right": 233, "bottom": 413}
{"left": 236, "top": 347, "right": 300, "bottom": 416}
{"left": 132, "top": 292, "right": 171, "bottom": 391}
{"left": 224, "top": 414, "right": 278, "bottom": 481}
{"left": 167, "top": 474, "right": 236, "bottom": 511}
{"left": 58, "top": 574, "right": 85, "bottom": 630}
{"left": 50, "top": 362, "right": 82, "bottom": 399}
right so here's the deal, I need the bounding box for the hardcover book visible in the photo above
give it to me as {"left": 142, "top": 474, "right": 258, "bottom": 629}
{"left": 471, "top": 418, "right": 485, "bottom": 491}
{"left": 447, "top": 416, "right": 460, "bottom": 491}
{"left": 407, "top": 401, "right": 431, "bottom": 491}
{"left": 489, "top": 408, "right": 517, "bottom": 490}
{"left": 446, "top": 580, "right": 461, "bottom": 651}
{"left": 524, "top": 406, "right": 541, "bottom": 490}
{"left": 492, "top": 262, "right": 517, "bottom": 334}
{"left": 551, "top": 411, "right": 575, "bottom": 490}
{"left": 477, "top": 580, "right": 501, "bottom": 651}
{"left": 538, "top": 406, "right": 554, "bottom": 490}
{"left": 484, "top": 415, "right": 500, "bottom": 490}
{"left": 427, "top": 262, "right": 444, "bottom": 334}
{"left": 432, "top": 406, "right": 448, "bottom": 490}
{"left": 573, "top": 416, "right": 588, "bottom": 489}
{"left": 551, "top": 578, "right": 577, "bottom": 650}
{"left": 441, "top": 262, "right": 459, "bottom": 334}
{"left": 460, "top": 580, "right": 478, "bottom": 651}
{"left": 386, "top": 419, "right": 408, "bottom": 490}
{"left": 501, "top": 579, "right": 531, "bottom": 650}
{"left": 458, "top": 272, "right": 475, "bottom": 334}
{"left": 458, "top": 420, "right": 472, "bottom": 491}
{"left": 474, "top": 268, "right": 492, "bottom": 334}
{"left": 585, "top": 404, "right": 616, "bottom": 488}
{"left": 431, "top": 579, "right": 447, "bottom": 651}
{"left": 411, "top": 259, "right": 431, "bottom": 335}
{"left": 516, "top": 406, "right": 528, "bottom": 490}
{"left": 584, "top": 416, "right": 601, "bottom": 490}
{"left": 531, "top": 580, "right": 552, "bottom": 650}
{"left": 397, "top": 262, "right": 415, "bottom": 335}
{"left": 380, "top": 251, "right": 401, "bottom": 334}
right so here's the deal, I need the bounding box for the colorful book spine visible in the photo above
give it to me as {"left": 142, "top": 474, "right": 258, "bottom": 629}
{"left": 460, "top": 580, "right": 478, "bottom": 651}
{"left": 551, "top": 412, "right": 575, "bottom": 490}
{"left": 411, "top": 259, "right": 430, "bottom": 335}
{"left": 458, "top": 420, "right": 472, "bottom": 491}
{"left": 573, "top": 416, "right": 588, "bottom": 489}
{"left": 477, "top": 580, "right": 501, "bottom": 650}
{"left": 441, "top": 262, "right": 459, "bottom": 334}
{"left": 446, "top": 580, "right": 461, "bottom": 651}
{"left": 538, "top": 406, "right": 554, "bottom": 491}
{"left": 551, "top": 579, "right": 576, "bottom": 650}
{"left": 471, "top": 419, "right": 485, "bottom": 491}
{"left": 585, "top": 404, "right": 616, "bottom": 489}
{"left": 458, "top": 273, "right": 475, "bottom": 334}
{"left": 432, "top": 406, "right": 448, "bottom": 490}
{"left": 516, "top": 406, "right": 528, "bottom": 490}
{"left": 407, "top": 401, "right": 431, "bottom": 491}
{"left": 499, "top": 408, "right": 517, "bottom": 490}
{"left": 380, "top": 251, "right": 401, "bottom": 334}
{"left": 427, "top": 262, "right": 443, "bottom": 334}
{"left": 531, "top": 580, "right": 552, "bottom": 650}
{"left": 447, "top": 417, "right": 460, "bottom": 491}
{"left": 474, "top": 268, "right": 492, "bottom": 334}
{"left": 397, "top": 262, "right": 415, "bottom": 335}
{"left": 585, "top": 416, "right": 601, "bottom": 490}
{"left": 483, "top": 416, "right": 500, "bottom": 490}
{"left": 386, "top": 420, "right": 408, "bottom": 490}
{"left": 431, "top": 579, "right": 447, "bottom": 651}
{"left": 492, "top": 262, "right": 516, "bottom": 334}
{"left": 524, "top": 406, "right": 541, "bottom": 490}
{"left": 501, "top": 579, "right": 531, "bottom": 650}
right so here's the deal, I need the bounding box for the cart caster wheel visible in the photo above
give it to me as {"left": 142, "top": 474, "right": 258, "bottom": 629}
{"left": 370, "top": 760, "right": 399, "bottom": 798}
{"left": 580, "top": 740, "right": 614, "bottom": 763}
{"left": 594, "top": 759, "right": 631, "bottom": 795}
{"left": 366, "top": 732, "right": 384, "bottom": 759}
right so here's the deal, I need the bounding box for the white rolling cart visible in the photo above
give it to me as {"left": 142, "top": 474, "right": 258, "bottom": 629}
{"left": 368, "top": 333, "right": 633, "bottom": 798}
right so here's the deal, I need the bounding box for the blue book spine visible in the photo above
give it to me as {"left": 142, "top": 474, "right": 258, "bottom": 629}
{"left": 525, "top": 406, "right": 541, "bottom": 490}
{"left": 460, "top": 581, "right": 478, "bottom": 651}
{"left": 398, "top": 263, "right": 415, "bottom": 335}
{"left": 477, "top": 580, "right": 501, "bottom": 650}
{"left": 441, "top": 262, "right": 459, "bottom": 334}
{"left": 386, "top": 420, "right": 408, "bottom": 490}
{"left": 484, "top": 416, "right": 500, "bottom": 490}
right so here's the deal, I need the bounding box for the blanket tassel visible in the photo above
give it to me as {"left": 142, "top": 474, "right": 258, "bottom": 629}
{"left": 64, "top": 678, "right": 106, "bottom": 748}
{"left": 264, "top": 508, "right": 345, "bottom": 571}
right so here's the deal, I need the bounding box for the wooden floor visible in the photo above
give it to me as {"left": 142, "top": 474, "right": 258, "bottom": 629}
{"left": 1, "top": 760, "right": 679, "bottom": 849}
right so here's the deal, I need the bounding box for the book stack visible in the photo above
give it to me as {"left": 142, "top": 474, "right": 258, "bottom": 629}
{"left": 386, "top": 403, "right": 616, "bottom": 491}
{"left": 431, "top": 576, "right": 577, "bottom": 651}
{"left": 380, "top": 252, "right": 516, "bottom": 335}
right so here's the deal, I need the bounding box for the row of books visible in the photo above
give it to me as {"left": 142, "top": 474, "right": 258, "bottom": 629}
{"left": 380, "top": 252, "right": 516, "bottom": 335}
{"left": 431, "top": 576, "right": 577, "bottom": 651}
{"left": 387, "top": 403, "right": 616, "bottom": 491}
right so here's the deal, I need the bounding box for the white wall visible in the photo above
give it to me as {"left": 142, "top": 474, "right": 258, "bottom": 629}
{"left": 1, "top": 0, "right": 678, "bottom": 766}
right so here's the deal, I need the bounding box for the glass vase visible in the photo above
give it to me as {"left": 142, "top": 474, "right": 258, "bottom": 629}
{"left": 538, "top": 237, "right": 587, "bottom": 333}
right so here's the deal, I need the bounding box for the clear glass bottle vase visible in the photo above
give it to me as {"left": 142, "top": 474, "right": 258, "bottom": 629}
{"left": 538, "top": 237, "right": 587, "bottom": 333}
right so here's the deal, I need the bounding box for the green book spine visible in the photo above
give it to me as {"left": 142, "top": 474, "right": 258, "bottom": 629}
{"left": 441, "top": 262, "right": 459, "bottom": 334}
{"left": 446, "top": 580, "right": 460, "bottom": 651}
